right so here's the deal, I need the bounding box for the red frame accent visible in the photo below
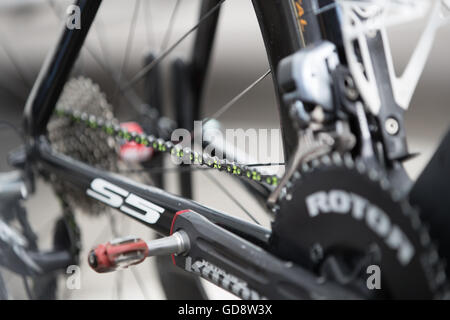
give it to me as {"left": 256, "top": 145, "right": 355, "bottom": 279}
{"left": 170, "top": 209, "right": 191, "bottom": 265}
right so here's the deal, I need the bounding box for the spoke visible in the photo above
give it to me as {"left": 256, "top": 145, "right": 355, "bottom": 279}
{"left": 108, "top": 210, "right": 123, "bottom": 300}
{"left": 92, "top": 217, "right": 115, "bottom": 246}
{"left": 22, "top": 276, "right": 33, "bottom": 300}
{"left": 123, "top": 0, "right": 225, "bottom": 90}
{"left": 112, "top": 0, "right": 142, "bottom": 107}
{"left": 74, "top": 50, "right": 86, "bottom": 76}
{"left": 176, "top": 68, "right": 272, "bottom": 150}
{"left": 108, "top": 209, "right": 120, "bottom": 238}
{"left": 130, "top": 267, "right": 151, "bottom": 300}
{"left": 160, "top": 0, "right": 182, "bottom": 52}
{"left": 202, "top": 171, "right": 261, "bottom": 225}
{"left": 0, "top": 82, "right": 26, "bottom": 103}
{"left": 114, "top": 271, "right": 124, "bottom": 300}
{"left": 94, "top": 16, "right": 115, "bottom": 78}
{"left": 0, "top": 33, "right": 32, "bottom": 90}
{"left": 143, "top": 0, "right": 155, "bottom": 48}
{"left": 47, "top": 0, "right": 146, "bottom": 115}
{"left": 246, "top": 162, "right": 285, "bottom": 167}
{"left": 202, "top": 69, "right": 271, "bottom": 125}
{"left": 84, "top": 45, "right": 146, "bottom": 114}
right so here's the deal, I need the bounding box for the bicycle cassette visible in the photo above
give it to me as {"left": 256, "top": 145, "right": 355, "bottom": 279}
{"left": 270, "top": 153, "right": 448, "bottom": 299}
{"left": 47, "top": 77, "right": 119, "bottom": 214}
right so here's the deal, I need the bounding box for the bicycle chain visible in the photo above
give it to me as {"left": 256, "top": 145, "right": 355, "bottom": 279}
{"left": 53, "top": 108, "right": 280, "bottom": 187}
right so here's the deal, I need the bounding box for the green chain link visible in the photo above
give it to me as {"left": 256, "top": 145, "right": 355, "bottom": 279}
{"left": 54, "top": 108, "right": 280, "bottom": 187}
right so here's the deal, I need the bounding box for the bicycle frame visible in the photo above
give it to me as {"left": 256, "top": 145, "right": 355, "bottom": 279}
{"left": 18, "top": 0, "right": 355, "bottom": 299}
{"left": 22, "top": 0, "right": 306, "bottom": 247}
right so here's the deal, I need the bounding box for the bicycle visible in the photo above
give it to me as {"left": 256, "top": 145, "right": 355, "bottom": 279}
{"left": 1, "top": 0, "right": 450, "bottom": 299}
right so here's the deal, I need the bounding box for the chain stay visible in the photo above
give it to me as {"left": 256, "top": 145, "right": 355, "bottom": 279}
{"left": 54, "top": 108, "right": 279, "bottom": 187}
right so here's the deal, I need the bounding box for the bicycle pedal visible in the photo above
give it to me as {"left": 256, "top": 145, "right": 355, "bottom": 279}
{"left": 88, "top": 232, "right": 190, "bottom": 273}
{"left": 88, "top": 236, "right": 149, "bottom": 273}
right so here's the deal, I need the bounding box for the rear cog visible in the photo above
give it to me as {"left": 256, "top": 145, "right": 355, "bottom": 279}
{"left": 270, "top": 153, "right": 448, "bottom": 299}
{"left": 47, "top": 77, "right": 119, "bottom": 214}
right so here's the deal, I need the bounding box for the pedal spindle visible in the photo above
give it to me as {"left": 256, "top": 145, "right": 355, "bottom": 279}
{"left": 88, "top": 236, "right": 149, "bottom": 273}
{"left": 88, "top": 231, "right": 190, "bottom": 273}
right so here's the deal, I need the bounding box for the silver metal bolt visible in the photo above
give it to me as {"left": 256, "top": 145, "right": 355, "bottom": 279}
{"left": 310, "top": 243, "right": 324, "bottom": 263}
{"left": 344, "top": 75, "right": 359, "bottom": 100}
{"left": 385, "top": 117, "right": 400, "bottom": 135}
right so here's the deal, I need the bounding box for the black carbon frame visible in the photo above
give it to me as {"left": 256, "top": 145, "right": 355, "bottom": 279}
{"left": 19, "top": 0, "right": 353, "bottom": 299}
{"left": 35, "top": 137, "right": 270, "bottom": 246}
{"left": 22, "top": 0, "right": 311, "bottom": 245}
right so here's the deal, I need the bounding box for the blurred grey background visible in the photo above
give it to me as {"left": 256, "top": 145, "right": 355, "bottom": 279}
{"left": 0, "top": 0, "right": 449, "bottom": 299}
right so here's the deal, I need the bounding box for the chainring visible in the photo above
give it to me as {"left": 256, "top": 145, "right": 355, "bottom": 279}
{"left": 270, "top": 153, "right": 448, "bottom": 299}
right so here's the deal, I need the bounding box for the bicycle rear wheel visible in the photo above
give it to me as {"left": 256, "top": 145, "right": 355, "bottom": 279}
{"left": 1, "top": 0, "right": 304, "bottom": 299}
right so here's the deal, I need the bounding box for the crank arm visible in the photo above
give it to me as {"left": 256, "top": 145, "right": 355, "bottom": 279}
{"left": 88, "top": 233, "right": 189, "bottom": 273}
{"left": 88, "top": 210, "right": 361, "bottom": 299}
{"left": 170, "top": 210, "right": 361, "bottom": 300}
